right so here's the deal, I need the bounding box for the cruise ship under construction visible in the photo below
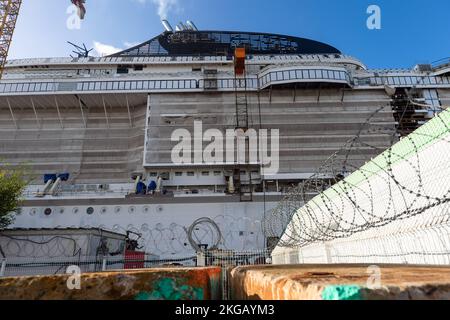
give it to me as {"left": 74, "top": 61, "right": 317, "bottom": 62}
{"left": 1, "top": 21, "right": 449, "bottom": 259}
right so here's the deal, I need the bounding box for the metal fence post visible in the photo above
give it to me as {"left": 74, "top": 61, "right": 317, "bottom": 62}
{"left": 0, "top": 258, "right": 6, "bottom": 277}
{"left": 324, "top": 243, "right": 332, "bottom": 264}
{"left": 196, "top": 251, "right": 206, "bottom": 267}
{"left": 102, "top": 258, "right": 107, "bottom": 271}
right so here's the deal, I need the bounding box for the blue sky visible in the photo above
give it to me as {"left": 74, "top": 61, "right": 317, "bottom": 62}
{"left": 8, "top": 0, "right": 450, "bottom": 69}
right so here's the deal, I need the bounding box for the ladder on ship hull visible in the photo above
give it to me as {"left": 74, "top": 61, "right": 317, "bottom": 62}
{"left": 234, "top": 47, "right": 253, "bottom": 202}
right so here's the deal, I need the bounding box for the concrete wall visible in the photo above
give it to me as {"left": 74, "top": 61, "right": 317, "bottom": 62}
{"left": 0, "top": 267, "right": 221, "bottom": 300}
{"left": 230, "top": 265, "right": 450, "bottom": 300}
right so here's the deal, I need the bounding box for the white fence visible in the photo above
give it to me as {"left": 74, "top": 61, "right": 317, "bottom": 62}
{"left": 272, "top": 109, "right": 450, "bottom": 265}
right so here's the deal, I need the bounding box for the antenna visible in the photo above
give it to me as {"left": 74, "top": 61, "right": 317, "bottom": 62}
{"left": 67, "top": 41, "right": 93, "bottom": 58}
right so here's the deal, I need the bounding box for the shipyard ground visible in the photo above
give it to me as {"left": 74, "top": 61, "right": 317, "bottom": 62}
{"left": 1, "top": 264, "right": 450, "bottom": 300}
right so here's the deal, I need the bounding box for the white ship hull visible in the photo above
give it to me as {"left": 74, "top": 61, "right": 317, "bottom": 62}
{"left": 12, "top": 194, "right": 280, "bottom": 258}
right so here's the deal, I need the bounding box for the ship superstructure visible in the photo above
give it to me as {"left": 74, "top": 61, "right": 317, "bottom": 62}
{"left": 1, "top": 23, "right": 449, "bottom": 258}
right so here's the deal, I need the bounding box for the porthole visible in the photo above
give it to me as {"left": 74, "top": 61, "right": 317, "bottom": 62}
{"left": 100, "top": 207, "right": 108, "bottom": 214}
{"left": 114, "top": 206, "right": 121, "bottom": 213}
{"left": 86, "top": 207, "right": 94, "bottom": 215}
{"left": 73, "top": 207, "right": 79, "bottom": 214}
{"left": 143, "top": 206, "right": 150, "bottom": 213}
{"left": 59, "top": 208, "right": 65, "bottom": 214}
{"left": 29, "top": 208, "right": 37, "bottom": 216}
{"left": 44, "top": 208, "right": 52, "bottom": 216}
{"left": 156, "top": 205, "right": 163, "bottom": 212}
{"left": 128, "top": 206, "right": 136, "bottom": 214}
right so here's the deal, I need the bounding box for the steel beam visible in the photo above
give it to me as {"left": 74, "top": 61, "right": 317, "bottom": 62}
{"left": 6, "top": 97, "right": 17, "bottom": 129}
{"left": 54, "top": 96, "right": 64, "bottom": 128}
{"left": 30, "top": 97, "right": 40, "bottom": 128}
{"left": 102, "top": 95, "right": 109, "bottom": 128}
{"left": 78, "top": 96, "right": 87, "bottom": 128}
{"left": 125, "top": 94, "right": 132, "bottom": 127}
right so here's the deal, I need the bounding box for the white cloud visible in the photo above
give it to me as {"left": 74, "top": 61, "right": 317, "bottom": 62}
{"left": 134, "top": 0, "right": 180, "bottom": 19}
{"left": 153, "top": 0, "right": 179, "bottom": 19}
{"left": 93, "top": 41, "right": 122, "bottom": 57}
{"left": 92, "top": 41, "right": 142, "bottom": 57}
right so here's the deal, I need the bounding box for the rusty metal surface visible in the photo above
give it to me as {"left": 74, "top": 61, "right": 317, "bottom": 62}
{"left": 0, "top": 267, "right": 221, "bottom": 300}
{"left": 230, "top": 264, "right": 450, "bottom": 300}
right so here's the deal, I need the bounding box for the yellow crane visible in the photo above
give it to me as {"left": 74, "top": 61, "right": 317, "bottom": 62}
{"left": 0, "top": 0, "right": 21, "bottom": 80}
{"left": 0, "top": 0, "right": 86, "bottom": 79}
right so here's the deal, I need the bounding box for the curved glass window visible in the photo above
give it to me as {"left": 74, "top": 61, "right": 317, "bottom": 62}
{"left": 112, "top": 31, "right": 340, "bottom": 57}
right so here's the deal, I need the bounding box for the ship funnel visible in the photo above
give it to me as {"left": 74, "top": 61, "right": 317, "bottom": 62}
{"left": 161, "top": 19, "right": 173, "bottom": 32}
{"left": 186, "top": 20, "right": 198, "bottom": 31}
{"left": 177, "top": 21, "right": 188, "bottom": 31}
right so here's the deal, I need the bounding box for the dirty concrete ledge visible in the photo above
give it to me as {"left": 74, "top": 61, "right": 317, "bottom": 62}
{"left": 4, "top": 264, "right": 450, "bottom": 301}
{"left": 229, "top": 264, "right": 450, "bottom": 300}
{"left": 0, "top": 267, "right": 221, "bottom": 300}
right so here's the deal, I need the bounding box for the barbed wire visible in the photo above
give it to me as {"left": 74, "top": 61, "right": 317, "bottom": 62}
{"left": 110, "top": 214, "right": 264, "bottom": 257}
{"left": 0, "top": 234, "right": 83, "bottom": 258}
{"left": 264, "top": 93, "right": 450, "bottom": 249}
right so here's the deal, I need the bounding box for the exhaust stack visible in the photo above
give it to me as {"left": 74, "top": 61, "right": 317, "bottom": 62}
{"left": 161, "top": 19, "right": 174, "bottom": 32}
{"left": 186, "top": 20, "right": 198, "bottom": 31}
{"left": 177, "top": 22, "right": 188, "bottom": 31}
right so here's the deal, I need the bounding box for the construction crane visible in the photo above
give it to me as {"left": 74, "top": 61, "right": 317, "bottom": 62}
{"left": 0, "top": 0, "right": 86, "bottom": 79}
{"left": 0, "top": 0, "right": 21, "bottom": 80}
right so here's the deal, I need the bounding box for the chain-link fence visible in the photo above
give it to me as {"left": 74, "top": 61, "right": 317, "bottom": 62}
{"left": 200, "top": 250, "right": 272, "bottom": 300}
{"left": 0, "top": 254, "right": 198, "bottom": 278}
